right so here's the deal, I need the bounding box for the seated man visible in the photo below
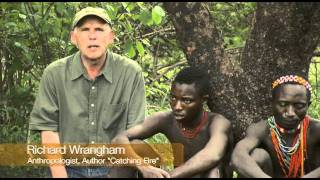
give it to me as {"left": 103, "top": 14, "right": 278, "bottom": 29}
{"left": 112, "top": 67, "right": 233, "bottom": 178}
{"left": 232, "top": 75, "right": 320, "bottom": 178}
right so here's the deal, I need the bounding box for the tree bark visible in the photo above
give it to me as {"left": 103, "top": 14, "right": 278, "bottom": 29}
{"left": 163, "top": 2, "right": 320, "bottom": 141}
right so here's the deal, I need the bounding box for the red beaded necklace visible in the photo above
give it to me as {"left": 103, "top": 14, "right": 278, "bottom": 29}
{"left": 270, "top": 116, "right": 310, "bottom": 178}
{"left": 276, "top": 123, "right": 301, "bottom": 134}
{"left": 178, "top": 111, "right": 208, "bottom": 139}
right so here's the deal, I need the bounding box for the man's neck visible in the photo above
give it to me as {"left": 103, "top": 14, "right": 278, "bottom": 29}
{"left": 272, "top": 116, "right": 303, "bottom": 145}
{"left": 81, "top": 53, "right": 107, "bottom": 80}
{"left": 180, "top": 110, "right": 203, "bottom": 129}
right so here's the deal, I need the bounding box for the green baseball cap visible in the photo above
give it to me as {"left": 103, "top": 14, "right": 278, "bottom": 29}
{"left": 72, "top": 7, "right": 112, "bottom": 29}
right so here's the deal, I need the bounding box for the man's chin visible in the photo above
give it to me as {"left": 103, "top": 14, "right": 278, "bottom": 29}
{"left": 278, "top": 120, "right": 300, "bottom": 130}
{"left": 87, "top": 56, "right": 101, "bottom": 61}
{"left": 83, "top": 53, "right": 105, "bottom": 61}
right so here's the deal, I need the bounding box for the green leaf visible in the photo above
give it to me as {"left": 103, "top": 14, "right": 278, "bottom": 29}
{"left": 142, "top": 39, "right": 151, "bottom": 46}
{"left": 139, "top": 10, "right": 153, "bottom": 26}
{"left": 121, "top": 2, "right": 128, "bottom": 9}
{"left": 5, "top": 22, "right": 16, "bottom": 28}
{"left": 152, "top": 12, "right": 161, "bottom": 25}
{"left": 153, "top": 5, "right": 165, "bottom": 16}
{"left": 14, "top": 42, "right": 22, "bottom": 48}
{"left": 137, "top": 2, "right": 145, "bottom": 9}
{"left": 152, "top": 6, "right": 165, "bottom": 25}
{"left": 56, "top": 3, "right": 64, "bottom": 16}
{"left": 121, "top": 2, "right": 135, "bottom": 12}
{"left": 136, "top": 40, "right": 145, "bottom": 56}
{"left": 124, "top": 41, "right": 136, "bottom": 58}
{"left": 127, "top": 3, "right": 136, "bottom": 12}
{"left": 105, "top": 4, "right": 116, "bottom": 19}
{"left": 132, "top": 14, "right": 140, "bottom": 21}
{"left": 233, "top": 36, "right": 242, "bottom": 46}
{"left": 216, "top": 3, "right": 222, "bottom": 10}
{"left": 14, "top": 42, "right": 29, "bottom": 55}
{"left": 18, "top": 13, "right": 26, "bottom": 19}
{"left": 125, "top": 21, "right": 133, "bottom": 32}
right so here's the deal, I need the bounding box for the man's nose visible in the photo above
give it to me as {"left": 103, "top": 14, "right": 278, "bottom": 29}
{"left": 286, "top": 105, "right": 296, "bottom": 117}
{"left": 89, "top": 32, "right": 97, "bottom": 39}
{"left": 174, "top": 101, "right": 183, "bottom": 111}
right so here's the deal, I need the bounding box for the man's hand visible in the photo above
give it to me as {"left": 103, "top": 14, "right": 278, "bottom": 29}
{"left": 41, "top": 131, "right": 68, "bottom": 178}
{"left": 137, "top": 165, "right": 171, "bottom": 178}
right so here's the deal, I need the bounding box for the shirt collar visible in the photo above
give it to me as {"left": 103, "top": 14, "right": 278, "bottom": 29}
{"left": 101, "top": 50, "right": 113, "bottom": 83}
{"left": 70, "top": 51, "right": 83, "bottom": 81}
{"left": 70, "top": 51, "right": 113, "bottom": 83}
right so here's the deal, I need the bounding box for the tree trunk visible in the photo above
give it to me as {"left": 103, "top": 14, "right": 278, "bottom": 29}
{"left": 163, "top": 2, "right": 320, "bottom": 141}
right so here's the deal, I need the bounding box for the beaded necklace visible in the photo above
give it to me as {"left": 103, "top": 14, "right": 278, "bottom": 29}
{"left": 178, "top": 111, "right": 208, "bottom": 139}
{"left": 268, "top": 116, "right": 309, "bottom": 177}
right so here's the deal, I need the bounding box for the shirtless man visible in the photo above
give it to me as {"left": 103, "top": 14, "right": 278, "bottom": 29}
{"left": 232, "top": 75, "right": 320, "bottom": 178}
{"left": 112, "top": 67, "right": 233, "bottom": 178}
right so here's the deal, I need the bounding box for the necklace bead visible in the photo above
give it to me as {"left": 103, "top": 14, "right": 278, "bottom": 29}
{"left": 178, "top": 111, "right": 208, "bottom": 139}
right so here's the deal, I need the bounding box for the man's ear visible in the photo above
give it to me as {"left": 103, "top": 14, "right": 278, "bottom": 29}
{"left": 107, "top": 30, "right": 115, "bottom": 44}
{"left": 70, "top": 30, "right": 77, "bottom": 47}
{"left": 202, "top": 94, "right": 209, "bottom": 102}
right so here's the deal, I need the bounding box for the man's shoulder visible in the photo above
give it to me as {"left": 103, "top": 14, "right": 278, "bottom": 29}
{"left": 308, "top": 117, "right": 320, "bottom": 143}
{"left": 309, "top": 117, "right": 320, "bottom": 130}
{"left": 147, "top": 111, "right": 173, "bottom": 123}
{"left": 209, "top": 112, "right": 231, "bottom": 127}
{"left": 246, "top": 120, "right": 269, "bottom": 138}
{"left": 44, "top": 54, "right": 74, "bottom": 73}
{"left": 110, "top": 52, "right": 142, "bottom": 72}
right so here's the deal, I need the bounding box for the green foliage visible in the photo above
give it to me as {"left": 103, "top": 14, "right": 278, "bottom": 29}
{"left": 0, "top": 166, "right": 49, "bottom": 178}
{"left": 152, "top": 6, "right": 165, "bottom": 25}
{"left": 0, "top": 124, "right": 45, "bottom": 177}
{"left": 308, "top": 57, "right": 320, "bottom": 119}
{"left": 210, "top": 2, "right": 256, "bottom": 49}
{"left": 0, "top": 124, "right": 27, "bottom": 143}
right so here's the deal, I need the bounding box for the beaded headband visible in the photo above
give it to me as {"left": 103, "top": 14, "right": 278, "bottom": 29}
{"left": 272, "top": 75, "right": 312, "bottom": 93}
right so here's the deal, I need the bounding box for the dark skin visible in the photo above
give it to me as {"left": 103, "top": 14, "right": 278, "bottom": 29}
{"left": 112, "top": 82, "right": 232, "bottom": 178}
{"left": 232, "top": 84, "right": 320, "bottom": 178}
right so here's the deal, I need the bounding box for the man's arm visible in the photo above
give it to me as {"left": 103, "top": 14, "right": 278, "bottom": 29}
{"left": 111, "top": 112, "right": 170, "bottom": 178}
{"left": 126, "top": 70, "right": 146, "bottom": 129}
{"left": 302, "top": 167, "right": 320, "bottom": 178}
{"left": 302, "top": 120, "right": 320, "bottom": 178}
{"left": 29, "top": 67, "right": 59, "bottom": 132}
{"left": 41, "top": 131, "right": 67, "bottom": 178}
{"left": 169, "top": 114, "right": 231, "bottom": 178}
{"left": 29, "top": 67, "right": 64, "bottom": 177}
{"left": 231, "top": 120, "right": 271, "bottom": 178}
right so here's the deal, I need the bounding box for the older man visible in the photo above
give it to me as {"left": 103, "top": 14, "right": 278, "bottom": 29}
{"left": 29, "top": 7, "right": 146, "bottom": 178}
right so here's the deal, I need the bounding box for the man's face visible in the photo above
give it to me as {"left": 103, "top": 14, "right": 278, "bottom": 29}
{"left": 170, "top": 82, "right": 205, "bottom": 123}
{"left": 71, "top": 17, "right": 114, "bottom": 62}
{"left": 272, "top": 84, "right": 309, "bottom": 130}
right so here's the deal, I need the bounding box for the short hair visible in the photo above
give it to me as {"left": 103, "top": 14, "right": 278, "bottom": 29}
{"left": 271, "top": 75, "right": 311, "bottom": 103}
{"left": 173, "top": 67, "right": 210, "bottom": 96}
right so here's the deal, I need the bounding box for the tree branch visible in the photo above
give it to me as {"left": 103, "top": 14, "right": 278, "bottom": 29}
{"left": 140, "top": 28, "right": 175, "bottom": 39}
{"left": 154, "top": 60, "right": 187, "bottom": 82}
